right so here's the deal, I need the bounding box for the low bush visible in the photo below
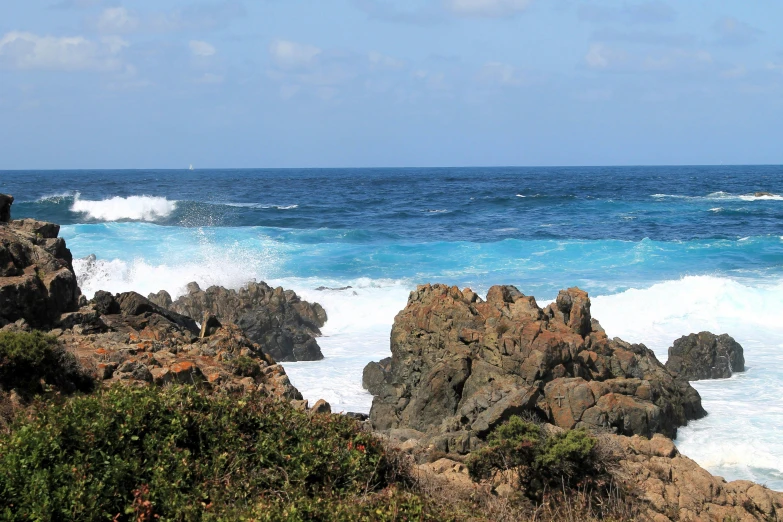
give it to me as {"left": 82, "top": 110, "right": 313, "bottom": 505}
{"left": 467, "top": 416, "right": 603, "bottom": 503}
{"left": 0, "top": 330, "right": 93, "bottom": 395}
{"left": 0, "top": 385, "right": 441, "bottom": 521}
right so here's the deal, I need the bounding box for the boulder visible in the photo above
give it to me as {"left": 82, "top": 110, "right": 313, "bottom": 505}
{"left": 150, "top": 281, "right": 327, "bottom": 362}
{"left": 0, "top": 194, "right": 13, "bottom": 223}
{"left": 115, "top": 292, "right": 199, "bottom": 334}
{"left": 0, "top": 204, "right": 81, "bottom": 327}
{"left": 310, "top": 399, "right": 332, "bottom": 414}
{"left": 665, "top": 332, "right": 745, "bottom": 380}
{"left": 199, "top": 313, "right": 222, "bottom": 338}
{"left": 362, "top": 357, "right": 391, "bottom": 395}
{"left": 367, "top": 284, "right": 705, "bottom": 449}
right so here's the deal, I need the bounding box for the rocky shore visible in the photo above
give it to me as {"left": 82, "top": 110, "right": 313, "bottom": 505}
{"left": 363, "top": 284, "right": 781, "bottom": 521}
{"left": 1, "top": 192, "right": 781, "bottom": 521}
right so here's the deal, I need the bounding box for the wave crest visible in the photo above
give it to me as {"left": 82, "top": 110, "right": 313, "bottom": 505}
{"left": 71, "top": 195, "right": 177, "bottom": 222}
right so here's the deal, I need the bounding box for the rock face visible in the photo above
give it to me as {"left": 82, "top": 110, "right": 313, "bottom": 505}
{"left": 149, "top": 282, "right": 327, "bottom": 362}
{"left": 367, "top": 284, "right": 705, "bottom": 453}
{"left": 57, "top": 290, "right": 303, "bottom": 400}
{"left": 611, "top": 433, "right": 783, "bottom": 522}
{"left": 0, "top": 196, "right": 81, "bottom": 328}
{"left": 665, "top": 332, "right": 745, "bottom": 381}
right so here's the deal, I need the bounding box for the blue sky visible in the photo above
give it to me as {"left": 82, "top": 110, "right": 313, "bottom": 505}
{"left": 1, "top": 0, "right": 781, "bottom": 169}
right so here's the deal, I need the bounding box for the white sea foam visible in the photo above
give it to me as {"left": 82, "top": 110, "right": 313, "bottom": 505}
{"left": 652, "top": 192, "right": 782, "bottom": 202}
{"left": 224, "top": 202, "right": 298, "bottom": 210}
{"left": 73, "top": 253, "right": 411, "bottom": 413}
{"left": 593, "top": 275, "right": 783, "bottom": 488}
{"left": 35, "top": 191, "right": 78, "bottom": 203}
{"left": 71, "top": 195, "right": 177, "bottom": 221}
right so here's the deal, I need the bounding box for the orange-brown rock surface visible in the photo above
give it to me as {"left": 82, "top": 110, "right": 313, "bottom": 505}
{"left": 610, "top": 433, "right": 783, "bottom": 521}
{"left": 367, "top": 284, "right": 705, "bottom": 451}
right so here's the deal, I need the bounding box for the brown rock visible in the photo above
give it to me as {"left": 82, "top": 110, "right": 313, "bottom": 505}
{"left": 310, "top": 399, "right": 331, "bottom": 414}
{"left": 0, "top": 215, "right": 81, "bottom": 327}
{"left": 368, "top": 284, "right": 705, "bottom": 445}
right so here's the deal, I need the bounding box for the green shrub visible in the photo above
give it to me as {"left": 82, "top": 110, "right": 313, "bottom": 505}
{"left": 467, "top": 416, "right": 601, "bottom": 502}
{"left": 0, "top": 330, "right": 94, "bottom": 394}
{"left": 227, "top": 354, "right": 261, "bottom": 378}
{"left": 0, "top": 385, "right": 436, "bottom": 521}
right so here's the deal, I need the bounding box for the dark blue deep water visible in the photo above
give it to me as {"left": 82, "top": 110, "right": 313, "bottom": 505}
{"left": 2, "top": 166, "right": 783, "bottom": 488}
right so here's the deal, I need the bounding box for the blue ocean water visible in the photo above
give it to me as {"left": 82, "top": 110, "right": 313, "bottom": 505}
{"left": 2, "top": 166, "right": 783, "bottom": 489}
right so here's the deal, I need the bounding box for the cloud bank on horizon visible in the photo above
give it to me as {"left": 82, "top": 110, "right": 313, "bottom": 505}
{"left": 0, "top": 0, "right": 780, "bottom": 169}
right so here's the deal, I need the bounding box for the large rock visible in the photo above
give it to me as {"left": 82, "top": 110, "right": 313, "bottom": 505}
{"left": 0, "top": 197, "right": 81, "bottom": 327}
{"left": 610, "top": 433, "right": 783, "bottom": 521}
{"left": 62, "top": 291, "right": 302, "bottom": 401}
{"left": 150, "top": 281, "right": 327, "bottom": 362}
{"left": 665, "top": 332, "right": 745, "bottom": 381}
{"left": 0, "top": 194, "right": 12, "bottom": 223}
{"left": 367, "top": 284, "right": 705, "bottom": 452}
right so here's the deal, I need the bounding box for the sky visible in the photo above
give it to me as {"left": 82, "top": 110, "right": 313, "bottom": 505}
{"left": 0, "top": 0, "right": 782, "bottom": 169}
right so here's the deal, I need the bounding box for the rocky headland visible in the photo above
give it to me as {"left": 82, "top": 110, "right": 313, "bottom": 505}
{"left": 0, "top": 195, "right": 310, "bottom": 415}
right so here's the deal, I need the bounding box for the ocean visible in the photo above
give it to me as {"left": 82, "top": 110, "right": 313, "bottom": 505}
{"left": 2, "top": 166, "right": 782, "bottom": 489}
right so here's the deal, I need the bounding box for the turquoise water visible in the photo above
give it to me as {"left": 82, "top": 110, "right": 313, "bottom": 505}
{"left": 3, "top": 166, "right": 783, "bottom": 488}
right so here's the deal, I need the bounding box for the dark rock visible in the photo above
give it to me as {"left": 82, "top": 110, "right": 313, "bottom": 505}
{"left": 362, "top": 357, "right": 391, "bottom": 395}
{"left": 92, "top": 290, "right": 121, "bottom": 316}
{"left": 147, "top": 290, "right": 172, "bottom": 309}
{"left": 58, "top": 307, "right": 107, "bottom": 333}
{"left": 199, "top": 313, "right": 222, "bottom": 338}
{"left": 115, "top": 292, "right": 199, "bottom": 334}
{"left": 0, "top": 194, "right": 13, "bottom": 223}
{"left": 345, "top": 412, "right": 369, "bottom": 421}
{"left": 665, "top": 332, "right": 745, "bottom": 381}
{"left": 368, "top": 284, "right": 705, "bottom": 447}
{"left": 158, "top": 281, "right": 327, "bottom": 362}
{"left": 754, "top": 191, "right": 774, "bottom": 197}
{"left": 0, "top": 213, "right": 81, "bottom": 327}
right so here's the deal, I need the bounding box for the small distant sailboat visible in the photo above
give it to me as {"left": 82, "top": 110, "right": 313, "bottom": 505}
{"left": 189, "top": 164, "right": 194, "bottom": 171}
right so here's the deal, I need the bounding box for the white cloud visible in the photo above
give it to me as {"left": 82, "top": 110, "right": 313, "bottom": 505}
{"left": 270, "top": 40, "right": 321, "bottom": 69}
{"left": 190, "top": 40, "right": 216, "bottom": 57}
{"left": 95, "top": 7, "right": 140, "bottom": 34}
{"left": 446, "top": 0, "right": 532, "bottom": 17}
{"left": 0, "top": 31, "right": 126, "bottom": 71}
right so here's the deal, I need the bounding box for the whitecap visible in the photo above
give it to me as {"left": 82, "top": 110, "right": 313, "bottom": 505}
{"left": 516, "top": 194, "right": 526, "bottom": 198}
{"left": 71, "top": 195, "right": 176, "bottom": 221}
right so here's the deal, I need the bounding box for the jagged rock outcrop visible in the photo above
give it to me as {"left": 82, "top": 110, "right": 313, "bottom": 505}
{"left": 366, "top": 284, "right": 705, "bottom": 453}
{"left": 0, "top": 195, "right": 81, "bottom": 328}
{"left": 53, "top": 290, "right": 303, "bottom": 400}
{"left": 665, "top": 332, "right": 745, "bottom": 381}
{"left": 149, "top": 281, "right": 327, "bottom": 362}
